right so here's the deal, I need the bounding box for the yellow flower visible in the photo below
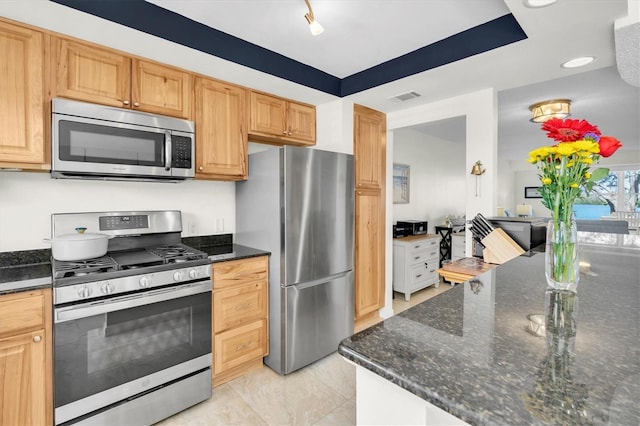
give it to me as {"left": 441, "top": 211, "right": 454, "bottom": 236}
{"left": 573, "top": 140, "right": 599, "bottom": 153}
{"left": 541, "top": 177, "right": 552, "bottom": 185}
{"left": 584, "top": 172, "right": 591, "bottom": 179}
{"left": 570, "top": 182, "right": 579, "bottom": 188}
{"left": 579, "top": 157, "right": 594, "bottom": 164}
{"left": 556, "top": 143, "right": 576, "bottom": 156}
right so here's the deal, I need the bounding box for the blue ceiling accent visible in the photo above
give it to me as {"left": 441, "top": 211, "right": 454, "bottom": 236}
{"left": 50, "top": 0, "right": 527, "bottom": 98}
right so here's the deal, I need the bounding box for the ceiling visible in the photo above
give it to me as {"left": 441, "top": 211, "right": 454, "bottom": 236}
{"left": 51, "top": 0, "right": 639, "bottom": 166}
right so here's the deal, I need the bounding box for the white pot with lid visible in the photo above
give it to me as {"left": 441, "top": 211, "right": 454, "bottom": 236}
{"left": 44, "top": 227, "right": 113, "bottom": 261}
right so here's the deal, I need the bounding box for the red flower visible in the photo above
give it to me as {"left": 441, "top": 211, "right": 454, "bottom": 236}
{"left": 598, "top": 136, "right": 622, "bottom": 157}
{"left": 542, "top": 118, "right": 601, "bottom": 142}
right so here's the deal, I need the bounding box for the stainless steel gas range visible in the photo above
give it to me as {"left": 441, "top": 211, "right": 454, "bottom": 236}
{"left": 50, "top": 211, "right": 212, "bottom": 426}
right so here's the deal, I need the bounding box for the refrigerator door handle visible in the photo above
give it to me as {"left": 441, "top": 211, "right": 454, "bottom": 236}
{"left": 284, "top": 271, "right": 352, "bottom": 290}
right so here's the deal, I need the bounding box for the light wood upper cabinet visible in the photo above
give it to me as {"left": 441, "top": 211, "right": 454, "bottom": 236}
{"left": 195, "top": 77, "right": 248, "bottom": 180}
{"left": 52, "top": 36, "right": 192, "bottom": 119}
{"left": 354, "top": 104, "right": 386, "bottom": 190}
{"left": 0, "top": 20, "right": 47, "bottom": 169}
{"left": 249, "top": 91, "right": 316, "bottom": 146}
{"left": 0, "top": 289, "right": 52, "bottom": 426}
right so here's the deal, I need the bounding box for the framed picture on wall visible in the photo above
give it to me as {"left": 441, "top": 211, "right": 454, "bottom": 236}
{"left": 393, "top": 163, "right": 410, "bottom": 204}
{"left": 524, "top": 186, "right": 542, "bottom": 198}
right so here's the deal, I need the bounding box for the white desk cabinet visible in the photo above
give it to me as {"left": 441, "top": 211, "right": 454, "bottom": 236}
{"left": 393, "top": 234, "right": 440, "bottom": 301}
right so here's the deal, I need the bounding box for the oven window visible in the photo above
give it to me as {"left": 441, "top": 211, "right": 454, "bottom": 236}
{"left": 58, "top": 120, "right": 165, "bottom": 166}
{"left": 54, "top": 291, "right": 211, "bottom": 408}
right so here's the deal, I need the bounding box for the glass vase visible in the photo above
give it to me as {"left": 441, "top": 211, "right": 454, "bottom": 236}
{"left": 545, "top": 219, "right": 579, "bottom": 292}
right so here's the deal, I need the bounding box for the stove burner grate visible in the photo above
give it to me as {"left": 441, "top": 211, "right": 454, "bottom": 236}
{"left": 148, "top": 244, "right": 208, "bottom": 263}
{"left": 53, "top": 256, "right": 118, "bottom": 279}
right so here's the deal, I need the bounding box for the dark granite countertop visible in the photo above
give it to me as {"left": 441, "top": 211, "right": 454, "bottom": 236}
{"left": 1, "top": 235, "right": 269, "bottom": 295}
{"left": 0, "top": 249, "right": 52, "bottom": 294}
{"left": 339, "top": 233, "right": 640, "bottom": 425}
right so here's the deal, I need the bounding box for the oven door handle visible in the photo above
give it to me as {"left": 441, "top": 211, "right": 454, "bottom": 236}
{"left": 54, "top": 280, "right": 212, "bottom": 323}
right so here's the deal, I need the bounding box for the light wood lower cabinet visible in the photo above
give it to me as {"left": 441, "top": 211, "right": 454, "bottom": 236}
{"left": 212, "top": 256, "right": 269, "bottom": 387}
{"left": 0, "top": 289, "right": 52, "bottom": 426}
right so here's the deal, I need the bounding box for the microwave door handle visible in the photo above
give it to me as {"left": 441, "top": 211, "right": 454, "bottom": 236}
{"left": 164, "top": 131, "right": 172, "bottom": 171}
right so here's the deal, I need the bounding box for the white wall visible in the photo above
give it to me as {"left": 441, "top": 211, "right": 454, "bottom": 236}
{"left": 0, "top": 172, "right": 236, "bottom": 252}
{"left": 392, "top": 128, "right": 466, "bottom": 232}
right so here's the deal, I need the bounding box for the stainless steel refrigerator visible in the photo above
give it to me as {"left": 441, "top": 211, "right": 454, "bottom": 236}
{"left": 235, "top": 146, "right": 354, "bottom": 375}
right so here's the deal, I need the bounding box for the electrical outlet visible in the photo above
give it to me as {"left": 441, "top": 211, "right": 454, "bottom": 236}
{"left": 215, "top": 218, "right": 224, "bottom": 233}
{"left": 189, "top": 222, "right": 197, "bottom": 235}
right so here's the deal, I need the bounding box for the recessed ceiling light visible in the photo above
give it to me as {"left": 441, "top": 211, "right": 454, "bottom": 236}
{"left": 561, "top": 56, "right": 595, "bottom": 68}
{"left": 523, "top": 0, "right": 557, "bottom": 8}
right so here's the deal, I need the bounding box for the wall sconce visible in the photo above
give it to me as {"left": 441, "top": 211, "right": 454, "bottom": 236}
{"left": 528, "top": 99, "right": 571, "bottom": 123}
{"left": 304, "top": 0, "right": 324, "bottom": 36}
{"left": 470, "top": 160, "right": 486, "bottom": 197}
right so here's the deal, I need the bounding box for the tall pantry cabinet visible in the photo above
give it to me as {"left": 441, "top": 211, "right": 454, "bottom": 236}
{"left": 353, "top": 104, "right": 386, "bottom": 322}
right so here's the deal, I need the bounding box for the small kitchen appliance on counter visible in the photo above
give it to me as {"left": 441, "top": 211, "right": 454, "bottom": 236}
{"left": 396, "top": 220, "right": 428, "bottom": 236}
{"left": 50, "top": 210, "right": 212, "bottom": 426}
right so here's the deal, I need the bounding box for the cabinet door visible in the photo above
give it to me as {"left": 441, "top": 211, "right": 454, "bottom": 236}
{"left": 354, "top": 188, "right": 385, "bottom": 318}
{"left": 132, "top": 59, "right": 192, "bottom": 119}
{"left": 286, "top": 101, "right": 316, "bottom": 144}
{"left": 195, "top": 77, "right": 247, "bottom": 180}
{"left": 354, "top": 104, "right": 386, "bottom": 189}
{"left": 51, "top": 36, "right": 131, "bottom": 108}
{"left": 0, "top": 330, "right": 47, "bottom": 426}
{"left": 249, "top": 91, "right": 286, "bottom": 136}
{"left": 213, "top": 281, "right": 267, "bottom": 333}
{"left": 214, "top": 319, "right": 267, "bottom": 374}
{"left": 0, "top": 21, "right": 45, "bottom": 167}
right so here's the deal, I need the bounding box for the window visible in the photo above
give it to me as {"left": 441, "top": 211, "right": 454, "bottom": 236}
{"left": 574, "top": 169, "right": 640, "bottom": 219}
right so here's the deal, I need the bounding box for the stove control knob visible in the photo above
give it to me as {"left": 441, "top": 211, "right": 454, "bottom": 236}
{"left": 100, "top": 282, "right": 113, "bottom": 295}
{"left": 188, "top": 269, "right": 199, "bottom": 279}
{"left": 173, "top": 271, "right": 185, "bottom": 281}
{"left": 139, "top": 275, "right": 152, "bottom": 288}
{"left": 77, "top": 286, "right": 92, "bottom": 299}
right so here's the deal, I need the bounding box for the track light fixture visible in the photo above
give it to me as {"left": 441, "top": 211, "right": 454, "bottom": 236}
{"left": 304, "top": 0, "right": 324, "bottom": 36}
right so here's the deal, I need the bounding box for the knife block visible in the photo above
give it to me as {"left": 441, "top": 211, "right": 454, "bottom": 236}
{"left": 481, "top": 228, "right": 525, "bottom": 264}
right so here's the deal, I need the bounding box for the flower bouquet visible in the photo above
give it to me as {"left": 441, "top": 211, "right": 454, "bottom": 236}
{"left": 527, "top": 118, "right": 621, "bottom": 290}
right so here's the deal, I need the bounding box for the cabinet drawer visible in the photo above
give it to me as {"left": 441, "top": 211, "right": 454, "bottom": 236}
{"left": 213, "top": 281, "right": 267, "bottom": 333}
{"left": 408, "top": 239, "right": 438, "bottom": 252}
{"left": 0, "top": 291, "right": 46, "bottom": 337}
{"left": 409, "top": 262, "right": 438, "bottom": 286}
{"left": 214, "top": 319, "right": 267, "bottom": 374}
{"left": 213, "top": 256, "right": 268, "bottom": 289}
{"left": 408, "top": 248, "right": 439, "bottom": 264}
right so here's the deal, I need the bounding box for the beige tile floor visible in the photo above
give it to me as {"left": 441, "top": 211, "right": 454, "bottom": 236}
{"left": 158, "top": 281, "right": 453, "bottom": 426}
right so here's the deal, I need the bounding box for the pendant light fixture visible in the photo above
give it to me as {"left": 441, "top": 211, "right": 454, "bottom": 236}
{"left": 304, "top": 0, "right": 324, "bottom": 35}
{"left": 528, "top": 99, "right": 571, "bottom": 123}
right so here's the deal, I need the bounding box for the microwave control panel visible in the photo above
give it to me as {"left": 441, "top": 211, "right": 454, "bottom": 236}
{"left": 172, "top": 135, "right": 193, "bottom": 169}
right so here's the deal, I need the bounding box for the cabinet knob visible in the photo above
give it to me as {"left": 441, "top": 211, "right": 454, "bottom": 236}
{"left": 122, "top": 100, "right": 130, "bottom": 105}
{"left": 282, "top": 130, "right": 288, "bottom": 135}
{"left": 288, "top": 131, "right": 292, "bottom": 136}
{"left": 199, "top": 166, "right": 204, "bottom": 171}
{"left": 133, "top": 102, "right": 140, "bottom": 107}
{"left": 33, "top": 335, "right": 42, "bottom": 343}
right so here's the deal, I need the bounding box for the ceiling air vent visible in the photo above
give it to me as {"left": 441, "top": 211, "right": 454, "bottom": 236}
{"left": 390, "top": 91, "right": 421, "bottom": 102}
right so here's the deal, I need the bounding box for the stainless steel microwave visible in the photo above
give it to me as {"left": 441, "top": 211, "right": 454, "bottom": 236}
{"left": 51, "top": 98, "right": 195, "bottom": 182}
